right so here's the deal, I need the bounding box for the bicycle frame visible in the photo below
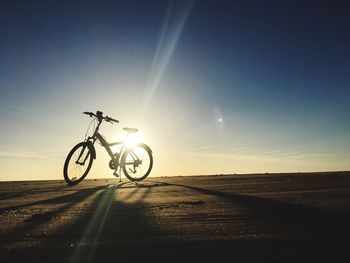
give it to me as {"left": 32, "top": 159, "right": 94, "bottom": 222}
{"left": 84, "top": 119, "right": 138, "bottom": 165}
{"left": 96, "top": 133, "right": 124, "bottom": 158}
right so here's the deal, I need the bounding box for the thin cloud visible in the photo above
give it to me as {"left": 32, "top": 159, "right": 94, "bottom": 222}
{"left": 191, "top": 146, "right": 335, "bottom": 163}
{"left": 229, "top": 146, "right": 256, "bottom": 154}
{"left": 0, "top": 151, "right": 57, "bottom": 161}
{"left": 191, "top": 145, "right": 212, "bottom": 152}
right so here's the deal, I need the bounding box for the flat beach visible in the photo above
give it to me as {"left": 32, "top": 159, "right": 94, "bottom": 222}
{"left": 1, "top": 172, "right": 349, "bottom": 262}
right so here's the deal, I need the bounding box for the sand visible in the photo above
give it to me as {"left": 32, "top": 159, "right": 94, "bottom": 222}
{"left": 1, "top": 172, "right": 350, "bottom": 262}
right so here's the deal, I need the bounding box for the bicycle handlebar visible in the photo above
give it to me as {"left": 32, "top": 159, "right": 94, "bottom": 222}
{"left": 83, "top": 111, "right": 96, "bottom": 118}
{"left": 83, "top": 111, "right": 119, "bottom": 124}
{"left": 105, "top": 116, "right": 119, "bottom": 123}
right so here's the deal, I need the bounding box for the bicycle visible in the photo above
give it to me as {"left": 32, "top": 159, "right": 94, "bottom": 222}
{"left": 63, "top": 111, "right": 153, "bottom": 185}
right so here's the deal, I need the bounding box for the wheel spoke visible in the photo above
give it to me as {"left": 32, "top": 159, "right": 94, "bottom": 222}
{"left": 123, "top": 145, "right": 152, "bottom": 181}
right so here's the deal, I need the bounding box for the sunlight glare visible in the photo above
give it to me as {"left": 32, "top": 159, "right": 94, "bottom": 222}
{"left": 123, "top": 133, "right": 143, "bottom": 148}
{"left": 138, "top": 0, "right": 194, "bottom": 122}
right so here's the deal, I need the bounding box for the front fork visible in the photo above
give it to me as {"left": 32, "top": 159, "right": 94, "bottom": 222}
{"left": 76, "top": 140, "right": 96, "bottom": 165}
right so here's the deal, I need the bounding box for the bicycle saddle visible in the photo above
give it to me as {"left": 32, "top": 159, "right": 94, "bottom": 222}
{"left": 123, "top": 127, "right": 138, "bottom": 133}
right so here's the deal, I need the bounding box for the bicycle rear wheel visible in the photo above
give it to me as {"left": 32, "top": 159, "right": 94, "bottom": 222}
{"left": 63, "top": 142, "right": 93, "bottom": 185}
{"left": 121, "top": 144, "right": 153, "bottom": 181}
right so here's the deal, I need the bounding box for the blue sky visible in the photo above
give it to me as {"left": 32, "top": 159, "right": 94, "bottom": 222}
{"left": 0, "top": 0, "right": 349, "bottom": 180}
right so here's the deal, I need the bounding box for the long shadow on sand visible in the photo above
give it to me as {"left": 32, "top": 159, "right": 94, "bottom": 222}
{"left": 0, "top": 185, "right": 70, "bottom": 201}
{"left": 0, "top": 185, "right": 108, "bottom": 213}
{"left": 1, "top": 181, "right": 165, "bottom": 263}
{"left": 0, "top": 184, "right": 112, "bottom": 246}
{"left": 2, "top": 179, "right": 349, "bottom": 263}
{"left": 153, "top": 180, "right": 350, "bottom": 237}
{"left": 67, "top": 182, "right": 167, "bottom": 263}
{"left": 64, "top": 180, "right": 350, "bottom": 262}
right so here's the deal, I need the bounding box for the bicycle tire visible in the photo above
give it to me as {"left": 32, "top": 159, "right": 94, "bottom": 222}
{"left": 63, "top": 142, "right": 94, "bottom": 185}
{"left": 121, "top": 144, "right": 153, "bottom": 182}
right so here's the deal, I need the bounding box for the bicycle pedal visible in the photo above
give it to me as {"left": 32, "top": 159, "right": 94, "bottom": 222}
{"left": 113, "top": 171, "right": 120, "bottom": 177}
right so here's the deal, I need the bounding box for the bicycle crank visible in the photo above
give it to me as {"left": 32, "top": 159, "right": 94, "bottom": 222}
{"left": 109, "top": 153, "right": 120, "bottom": 170}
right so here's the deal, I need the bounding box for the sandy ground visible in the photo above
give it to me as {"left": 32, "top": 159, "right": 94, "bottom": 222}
{"left": 1, "top": 172, "right": 350, "bottom": 262}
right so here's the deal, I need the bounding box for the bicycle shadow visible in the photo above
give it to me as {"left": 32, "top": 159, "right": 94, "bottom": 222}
{"left": 150, "top": 180, "right": 350, "bottom": 237}
{"left": 67, "top": 181, "right": 169, "bottom": 262}
{"left": 0, "top": 184, "right": 111, "bottom": 247}
{"left": 1, "top": 180, "right": 166, "bottom": 262}
{"left": 0, "top": 184, "right": 69, "bottom": 201}
{"left": 0, "top": 185, "right": 107, "bottom": 213}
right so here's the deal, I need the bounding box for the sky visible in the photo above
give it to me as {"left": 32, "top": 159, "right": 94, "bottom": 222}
{"left": 0, "top": 0, "right": 350, "bottom": 181}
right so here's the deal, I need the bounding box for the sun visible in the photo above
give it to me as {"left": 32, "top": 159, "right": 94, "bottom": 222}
{"left": 123, "top": 132, "right": 143, "bottom": 147}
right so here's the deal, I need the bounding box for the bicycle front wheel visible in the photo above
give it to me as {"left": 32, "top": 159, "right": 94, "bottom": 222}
{"left": 63, "top": 142, "right": 94, "bottom": 185}
{"left": 121, "top": 144, "right": 153, "bottom": 182}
